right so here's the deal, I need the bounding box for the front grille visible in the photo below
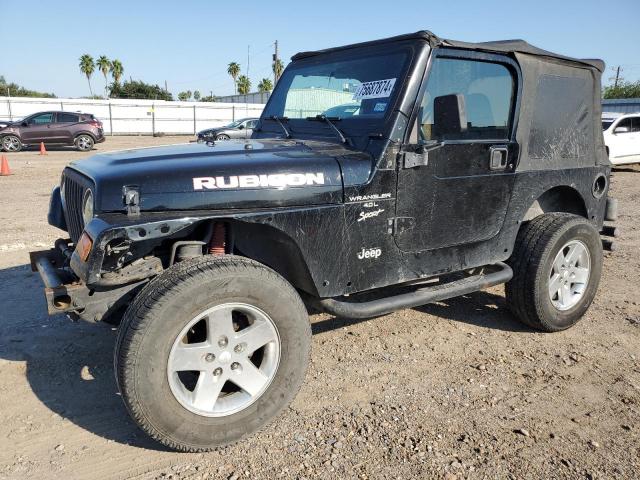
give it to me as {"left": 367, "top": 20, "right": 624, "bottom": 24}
{"left": 61, "top": 169, "right": 93, "bottom": 244}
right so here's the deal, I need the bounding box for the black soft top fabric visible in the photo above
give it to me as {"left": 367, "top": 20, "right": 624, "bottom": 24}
{"left": 292, "top": 31, "right": 604, "bottom": 72}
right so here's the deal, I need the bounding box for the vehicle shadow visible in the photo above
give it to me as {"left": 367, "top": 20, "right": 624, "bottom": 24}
{"left": 310, "top": 289, "right": 532, "bottom": 335}
{"left": 17, "top": 145, "right": 97, "bottom": 153}
{"left": 0, "top": 263, "right": 169, "bottom": 451}
{"left": 1, "top": 262, "right": 528, "bottom": 451}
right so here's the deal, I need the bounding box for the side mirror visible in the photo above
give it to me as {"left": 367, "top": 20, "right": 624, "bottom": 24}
{"left": 21, "top": 121, "right": 28, "bottom": 127}
{"left": 433, "top": 94, "right": 467, "bottom": 138}
{"left": 614, "top": 126, "right": 630, "bottom": 134}
{"left": 237, "top": 125, "right": 244, "bottom": 130}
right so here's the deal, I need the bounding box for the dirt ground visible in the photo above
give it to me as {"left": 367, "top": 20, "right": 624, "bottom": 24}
{"left": 0, "top": 136, "right": 638, "bottom": 480}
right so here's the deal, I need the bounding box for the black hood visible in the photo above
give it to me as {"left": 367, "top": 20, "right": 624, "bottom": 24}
{"left": 68, "top": 138, "right": 372, "bottom": 213}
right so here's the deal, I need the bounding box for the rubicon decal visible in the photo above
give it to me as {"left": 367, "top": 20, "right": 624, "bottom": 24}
{"left": 357, "top": 247, "right": 382, "bottom": 260}
{"left": 193, "top": 173, "right": 325, "bottom": 190}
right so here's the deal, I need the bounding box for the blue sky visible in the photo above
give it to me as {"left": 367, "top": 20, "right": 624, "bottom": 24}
{"left": 1, "top": 0, "right": 637, "bottom": 99}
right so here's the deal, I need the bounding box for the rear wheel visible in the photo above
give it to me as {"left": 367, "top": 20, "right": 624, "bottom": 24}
{"left": 114, "top": 256, "right": 311, "bottom": 451}
{"left": 75, "top": 134, "right": 94, "bottom": 151}
{"left": 506, "top": 213, "right": 602, "bottom": 332}
{"left": 1, "top": 135, "right": 22, "bottom": 152}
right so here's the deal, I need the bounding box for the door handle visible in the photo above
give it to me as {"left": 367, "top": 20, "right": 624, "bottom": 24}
{"left": 489, "top": 146, "right": 508, "bottom": 170}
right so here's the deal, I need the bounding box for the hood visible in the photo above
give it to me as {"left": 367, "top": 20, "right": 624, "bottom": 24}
{"left": 68, "top": 139, "right": 370, "bottom": 212}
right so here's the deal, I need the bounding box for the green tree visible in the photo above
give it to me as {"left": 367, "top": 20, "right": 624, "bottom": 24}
{"left": 178, "top": 91, "right": 191, "bottom": 101}
{"left": 109, "top": 79, "right": 173, "bottom": 100}
{"left": 237, "top": 75, "right": 251, "bottom": 95}
{"left": 227, "top": 62, "right": 240, "bottom": 94}
{"left": 96, "top": 56, "right": 112, "bottom": 98}
{"left": 0, "top": 75, "right": 56, "bottom": 98}
{"left": 257, "top": 78, "right": 273, "bottom": 93}
{"left": 200, "top": 94, "right": 217, "bottom": 102}
{"left": 193, "top": 90, "right": 201, "bottom": 101}
{"left": 272, "top": 58, "right": 284, "bottom": 83}
{"left": 110, "top": 59, "right": 124, "bottom": 84}
{"left": 79, "top": 54, "right": 95, "bottom": 97}
{"left": 603, "top": 80, "right": 640, "bottom": 99}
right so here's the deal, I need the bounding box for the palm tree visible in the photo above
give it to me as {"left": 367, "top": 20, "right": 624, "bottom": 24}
{"left": 193, "top": 90, "right": 201, "bottom": 101}
{"left": 227, "top": 62, "right": 240, "bottom": 94}
{"left": 110, "top": 59, "right": 124, "bottom": 85}
{"left": 237, "top": 75, "right": 251, "bottom": 95}
{"left": 79, "top": 54, "right": 95, "bottom": 97}
{"left": 96, "top": 56, "right": 111, "bottom": 98}
{"left": 273, "top": 59, "right": 284, "bottom": 83}
{"left": 257, "top": 78, "right": 273, "bottom": 93}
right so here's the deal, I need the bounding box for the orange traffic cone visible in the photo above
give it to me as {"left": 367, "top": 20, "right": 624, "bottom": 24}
{"left": 0, "top": 155, "right": 11, "bottom": 176}
{"left": 39, "top": 142, "right": 48, "bottom": 155}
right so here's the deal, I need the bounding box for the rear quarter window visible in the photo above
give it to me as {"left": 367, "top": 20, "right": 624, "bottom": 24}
{"left": 528, "top": 75, "right": 593, "bottom": 159}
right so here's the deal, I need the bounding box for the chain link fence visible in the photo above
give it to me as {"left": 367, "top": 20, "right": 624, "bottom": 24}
{"left": 0, "top": 97, "right": 265, "bottom": 135}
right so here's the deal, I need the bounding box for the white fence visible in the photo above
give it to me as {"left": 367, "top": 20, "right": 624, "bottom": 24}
{"left": 0, "top": 96, "right": 265, "bottom": 135}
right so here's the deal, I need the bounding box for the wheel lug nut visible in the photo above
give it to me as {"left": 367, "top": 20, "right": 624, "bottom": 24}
{"left": 213, "top": 367, "right": 223, "bottom": 376}
{"left": 231, "top": 362, "right": 241, "bottom": 371}
{"left": 218, "top": 336, "right": 228, "bottom": 348}
{"left": 234, "top": 344, "right": 244, "bottom": 353}
{"left": 205, "top": 353, "right": 215, "bottom": 362}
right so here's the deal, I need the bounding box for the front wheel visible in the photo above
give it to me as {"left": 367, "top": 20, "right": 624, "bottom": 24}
{"left": 114, "top": 256, "right": 311, "bottom": 452}
{"left": 506, "top": 213, "right": 603, "bottom": 332}
{"left": 1, "top": 135, "right": 22, "bottom": 152}
{"left": 75, "top": 134, "right": 94, "bottom": 151}
{"left": 216, "top": 133, "right": 230, "bottom": 140}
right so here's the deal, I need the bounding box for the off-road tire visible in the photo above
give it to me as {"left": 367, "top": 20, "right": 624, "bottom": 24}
{"left": 506, "top": 213, "right": 602, "bottom": 332}
{"left": 114, "top": 255, "right": 311, "bottom": 452}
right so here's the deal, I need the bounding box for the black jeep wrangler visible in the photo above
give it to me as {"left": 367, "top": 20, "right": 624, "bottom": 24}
{"left": 31, "top": 31, "right": 616, "bottom": 451}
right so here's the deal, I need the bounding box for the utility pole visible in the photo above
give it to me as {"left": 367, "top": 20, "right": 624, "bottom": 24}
{"left": 247, "top": 45, "right": 250, "bottom": 80}
{"left": 614, "top": 66, "right": 621, "bottom": 88}
{"left": 273, "top": 40, "right": 279, "bottom": 85}
{"left": 164, "top": 80, "right": 168, "bottom": 93}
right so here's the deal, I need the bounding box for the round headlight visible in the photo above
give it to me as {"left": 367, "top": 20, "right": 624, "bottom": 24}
{"left": 82, "top": 189, "right": 94, "bottom": 225}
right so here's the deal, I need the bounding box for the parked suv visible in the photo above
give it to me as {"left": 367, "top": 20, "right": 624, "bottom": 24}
{"left": 196, "top": 117, "right": 259, "bottom": 141}
{"left": 31, "top": 31, "right": 615, "bottom": 452}
{"left": 0, "top": 111, "right": 105, "bottom": 152}
{"left": 602, "top": 112, "right": 640, "bottom": 165}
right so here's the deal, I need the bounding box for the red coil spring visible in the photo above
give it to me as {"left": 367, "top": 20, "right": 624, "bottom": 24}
{"left": 208, "top": 222, "right": 226, "bottom": 255}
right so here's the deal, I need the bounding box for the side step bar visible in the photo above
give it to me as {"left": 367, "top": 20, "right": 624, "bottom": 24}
{"left": 315, "top": 262, "right": 513, "bottom": 319}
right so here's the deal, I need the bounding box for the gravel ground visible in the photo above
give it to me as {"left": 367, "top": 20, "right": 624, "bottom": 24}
{"left": 0, "top": 137, "right": 638, "bottom": 480}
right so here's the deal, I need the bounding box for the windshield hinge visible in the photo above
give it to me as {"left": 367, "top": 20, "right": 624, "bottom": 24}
{"left": 387, "top": 217, "right": 416, "bottom": 235}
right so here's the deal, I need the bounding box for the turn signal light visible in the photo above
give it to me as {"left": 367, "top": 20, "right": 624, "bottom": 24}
{"left": 76, "top": 232, "right": 93, "bottom": 262}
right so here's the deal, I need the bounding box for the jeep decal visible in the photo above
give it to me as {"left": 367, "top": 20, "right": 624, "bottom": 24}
{"left": 357, "top": 247, "right": 382, "bottom": 260}
{"left": 357, "top": 209, "right": 385, "bottom": 222}
{"left": 193, "top": 173, "right": 325, "bottom": 190}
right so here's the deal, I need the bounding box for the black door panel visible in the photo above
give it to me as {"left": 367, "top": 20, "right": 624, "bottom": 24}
{"left": 395, "top": 142, "right": 516, "bottom": 252}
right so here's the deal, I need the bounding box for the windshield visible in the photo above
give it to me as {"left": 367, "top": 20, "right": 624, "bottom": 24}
{"left": 264, "top": 49, "right": 410, "bottom": 122}
{"left": 225, "top": 120, "right": 243, "bottom": 128}
{"left": 602, "top": 120, "right": 614, "bottom": 130}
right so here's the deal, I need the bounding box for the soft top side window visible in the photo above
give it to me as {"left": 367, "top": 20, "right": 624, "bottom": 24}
{"left": 416, "top": 57, "right": 515, "bottom": 142}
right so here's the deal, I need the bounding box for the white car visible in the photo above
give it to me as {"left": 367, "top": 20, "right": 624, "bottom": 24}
{"left": 602, "top": 112, "right": 640, "bottom": 165}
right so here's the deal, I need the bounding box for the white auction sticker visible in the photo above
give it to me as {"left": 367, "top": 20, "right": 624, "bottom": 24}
{"left": 353, "top": 78, "right": 397, "bottom": 100}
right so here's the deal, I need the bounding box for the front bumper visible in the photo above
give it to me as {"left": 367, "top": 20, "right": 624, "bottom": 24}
{"left": 30, "top": 240, "right": 147, "bottom": 322}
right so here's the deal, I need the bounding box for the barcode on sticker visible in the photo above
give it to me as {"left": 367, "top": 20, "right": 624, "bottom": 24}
{"left": 353, "top": 78, "right": 397, "bottom": 100}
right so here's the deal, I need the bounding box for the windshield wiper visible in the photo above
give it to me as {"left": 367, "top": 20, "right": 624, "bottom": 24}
{"left": 268, "top": 115, "right": 292, "bottom": 139}
{"left": 306, "top": 114, "right": 349, "bottom": 145}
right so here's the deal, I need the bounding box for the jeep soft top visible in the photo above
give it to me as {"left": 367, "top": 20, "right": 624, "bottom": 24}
{"left": 30, "top": 31, "right": 616, "bottom": 451}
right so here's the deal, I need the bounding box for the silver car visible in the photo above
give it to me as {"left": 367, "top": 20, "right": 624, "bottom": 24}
{"left": 197, "top": 118, "right": 259, "bottom": 141}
